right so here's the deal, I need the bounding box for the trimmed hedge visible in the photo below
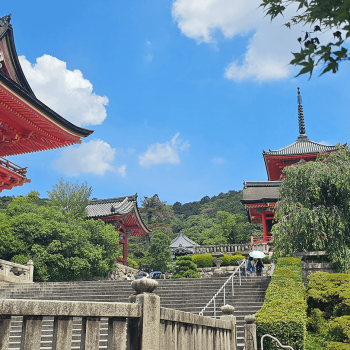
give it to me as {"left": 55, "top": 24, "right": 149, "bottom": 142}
{"left": 230, "top": 255, "right": 245, "bottom": 266}
{"left": 220, "top": 254, "right": 232, "bottom": 266}
{"left": 192, "top": 254, "right": 214, "bottom": 268}
{"left": 328, "top": 316, "right": 350, "bottom": 343}
{"left": 326, "top": 342, "right": 350, "bottom": 350}
{"left": 256, "top": 257, "right": 307, "bottom": 350}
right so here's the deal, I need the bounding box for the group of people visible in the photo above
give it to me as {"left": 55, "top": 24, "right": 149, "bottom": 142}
{"left": 247, "top": 257, "right": 264, "bottom": 276}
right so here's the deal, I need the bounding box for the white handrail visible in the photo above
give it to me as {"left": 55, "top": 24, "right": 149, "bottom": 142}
{"left": 261, "top": 334, "right": 294, "bottom": 349}
{"left": 199, "top": 259, "right": 247, "bottom": 317}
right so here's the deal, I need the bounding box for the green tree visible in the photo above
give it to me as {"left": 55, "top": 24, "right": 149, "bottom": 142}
{"left": 146, "top": 230, "right": 172, "bottom": 272}
{"left": 172, "top": 256, "right": 200, "bottom": 278}
{"left": 47, "top": 178, "right": 92, "bottom": 218}
{"left": 260, "top": 0, "right": 350, "bottom": 78}
{"left": 0, "top": 192, "right": 119, "bottom": 281}
{"left": 272, "top": 146, "right": 350, "bottom": 272}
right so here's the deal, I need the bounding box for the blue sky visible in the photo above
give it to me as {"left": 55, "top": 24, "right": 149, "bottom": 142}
{"left": 3, "top": 0, "right": 350, "bottom": 204}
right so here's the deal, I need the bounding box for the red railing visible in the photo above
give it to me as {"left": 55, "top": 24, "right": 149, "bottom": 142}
{"left": 0, "top": 157, "right": 27, "bottom": 177}
{"left": 251, "top": 236, "right": 272, "bottom": 244}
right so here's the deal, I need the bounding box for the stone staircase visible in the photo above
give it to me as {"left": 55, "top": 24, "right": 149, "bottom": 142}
{"left": 0, "top": 275, "right": 270, "bottom": 349}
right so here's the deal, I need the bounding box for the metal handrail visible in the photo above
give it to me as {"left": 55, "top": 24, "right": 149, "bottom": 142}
{"left": 199, "top": 259, "right": 247, "bottom": 318}
{"left": 261, "top": 334, "right": 294, "bottom": 349}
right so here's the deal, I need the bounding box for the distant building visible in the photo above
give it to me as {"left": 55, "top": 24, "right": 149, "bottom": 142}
{"left": 86, "top": 195, "right": 151, "bottom": 266}
{"left": 241, "top": 88, "right": 338, "bottom": 243}
{"left": 170, "top": 232, "right": 199, "bottom": 259}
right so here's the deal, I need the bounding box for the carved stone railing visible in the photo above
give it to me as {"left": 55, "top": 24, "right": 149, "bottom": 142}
{"left": 0, "top": 259, "right": 33, "bottom": 284}
{"left": 193, "top": 243, "right": 269, "bottom": 255}
{"left": 0, "top": 278, "right": 237, "bottom": 350}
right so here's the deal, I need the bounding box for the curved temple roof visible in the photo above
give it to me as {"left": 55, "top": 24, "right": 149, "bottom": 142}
{"left": 263, "top": 135, "right": 338, "bottom": 156}
{"left": 0, "top": 15, "right": 93, "bottom": 158}
{"left": 86, "top": 195, "right": 151, "bottom": 236}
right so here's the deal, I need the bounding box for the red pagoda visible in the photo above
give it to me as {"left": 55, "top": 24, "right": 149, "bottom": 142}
{"left": 0, "top": 14, "right": 93, "bottom": 192}
{"left": 86, "top": 195, "right": 151, "bottom": 266}
{"left": 241, "top": 88, "right": 338, "bottom": 243}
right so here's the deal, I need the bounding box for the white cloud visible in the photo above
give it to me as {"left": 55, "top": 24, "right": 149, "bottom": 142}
{"left": 172, "top": 0, "right": 333, "bottom": 82}
{"left": 212, "top": 157, "right": 225, "bottom": 164}
{"left": 146, "top": 53, "right": 153, "bottom": 61}
{"left": 139, "top": 133, "right": 189, "bottom": 167}
{"left": 19, "top": 55, "right": 109, "bottom": 126}
{"left": 52, "top": 139, "right": 116, "bottom": 176}
{"left": 146, "top": 40, "right": 152, "bottom": 46}
{"left": 118, "top": 165, "right": 127, "bottom": 177}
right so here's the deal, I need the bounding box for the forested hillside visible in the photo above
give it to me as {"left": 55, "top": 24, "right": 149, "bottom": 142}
{"left": 132, "top": 190, "right": 261, "bottom": 261}
{"left": 0, "top": 189, "right": 261, "bottom": 265}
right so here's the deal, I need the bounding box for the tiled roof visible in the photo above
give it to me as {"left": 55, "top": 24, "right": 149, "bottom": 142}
{"left": 263, "top": 135, "right": 338, "bottom": 156}
{"left": 241, "top": 184, "right": 280, "bottom": 203}
{"left": 86, "top": 195, "right": 138, "bottom": 218}
{"left": 170, "top": 232, "right": 199, "bottom": 251}
{"left": 244, "top": 181, "right": 282, "bottom": 188}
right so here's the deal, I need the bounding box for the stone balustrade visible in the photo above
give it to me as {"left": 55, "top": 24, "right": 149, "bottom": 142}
{"left": 193, "top": 243, "right": 269, "bottom": 255}
{"left": 0, "top": 277, "right": 237, "bottom": 350}
{"left": 0, "top": 259, "right": 33, "bottom": 284}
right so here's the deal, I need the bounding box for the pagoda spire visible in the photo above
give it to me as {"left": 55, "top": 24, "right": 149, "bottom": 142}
{"left": 297, "top": 87, "right": 306, "bottom": 136}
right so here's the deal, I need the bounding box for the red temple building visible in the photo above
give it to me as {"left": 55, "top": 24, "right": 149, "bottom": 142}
{"left": 241, "top": 88, "right": 338, "bottom": 243}
{"left": 86, "top": 195, "right": 151, "bottom": 266}
{"left": 0, "top": 14, "right": 93, "bottom": 192}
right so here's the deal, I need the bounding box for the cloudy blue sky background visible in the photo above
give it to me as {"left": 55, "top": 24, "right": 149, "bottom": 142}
{"left": 3, "top": 0, "right": 350, "bottom": 204}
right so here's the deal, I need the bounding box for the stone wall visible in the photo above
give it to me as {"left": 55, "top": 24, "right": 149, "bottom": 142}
{"left": 302, "top": 260, "right": 335, "bottom": 283}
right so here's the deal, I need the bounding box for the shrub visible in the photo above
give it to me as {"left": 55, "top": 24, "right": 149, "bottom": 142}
{"left": 127, "top": 257, "right": 138, "bottom": 269}
{"left": 327, "top": 316, "right": 350, "bottom": 343}
{"left": 256, "top": 257, "right": 307, "bottom": 350}
{"left": 230, "top": 255, "right": 245, "bottom": 266}
{"left": 262, "top": 256, "right": 270, "bottom": 264}
{"left": 192, "top": 254, "right": 214, "bottom": 268}
{"left": 307, "top": 273, "right": 350, "bottom": 319}
{"left": 171, "top": 256, "right": 200, "bottom": 279}
{"left": 307, "top": 308, "right": 327, "bottom": 334}
{"left": 220, "top": 254, "right": 232, "bottom": 266}
{"left": 326, "top": 342, "right": 350, "bottom": 350}
{"left": 234, "top": 251, "right": 242, "bottom": 255}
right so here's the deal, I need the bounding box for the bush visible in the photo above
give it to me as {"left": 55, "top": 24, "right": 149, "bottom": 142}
{"left": 326, "top": 342, "right": 350, "bottom": 350}
{"left": 307, "top": 273, "right": 350, "bottom": 319}
{"left": 327, "top": 316, "right": 350, "bottom": 343}
{"left": 192, "top": 254, "right": 214, "bottom": 268}
{"left": 262, "top": 256, "right": 270, "bottom": 264}
{"left": 127, "top": 257, "right": 138, "bottom": 269}
{"left": 256, "top": 257, "right": 307, "bottom": 350}
{"left": 171, "top": 256, "right": 200, "bottom": 279}
{"left": 307, "top": 309, "right": 327, "bottom": 334}
{"left": 230, "top": 255, "right": 245, "bottom": 266}
{"left": 234, "top": 251, "right": 242, "bottom": 255}
{"left": 220, "top": 254, "right": 232, "bottom": 266}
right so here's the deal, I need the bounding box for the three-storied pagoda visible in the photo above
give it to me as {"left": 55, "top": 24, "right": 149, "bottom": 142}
{"left": 0, "top": 14, "right": 93, "bottom": 191}
{"left": 241, "top": 88, "right": 338, "bottom": 243}
{"left": 86, "top": 195, "right": 151, "bottom": 266}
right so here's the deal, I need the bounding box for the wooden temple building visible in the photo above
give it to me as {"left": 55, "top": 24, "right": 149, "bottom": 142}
{"left": 0, "top": 14, "right": 93, "bottom": 192}
{"left": 242, "top": 88, "right": 338, "bottom": 243}
{"left": 86, "top": 195, "right": 151, "bottom": 266}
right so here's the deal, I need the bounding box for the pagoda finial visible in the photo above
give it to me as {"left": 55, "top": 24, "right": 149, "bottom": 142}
{"left": 0, "top": 14, "right": 11, "bottom": 27}
{"left": 297, "top": 87, "right": 306, "bottom": 136}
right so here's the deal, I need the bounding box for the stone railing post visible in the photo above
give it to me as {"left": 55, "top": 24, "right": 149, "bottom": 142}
{"left": 128, "top": 278, "right": 160, "bottom": 350}
{"left": 27, "top": 260, "right": 34, "bottom": 283}
{"left": 220, "top": 305, "right": 236, "bottom": 350}
{"left": 244, "top": 315, "right": 257, "bottom": 350}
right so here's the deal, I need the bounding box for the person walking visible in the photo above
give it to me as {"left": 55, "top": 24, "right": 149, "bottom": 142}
{"left": 256, "top": 258, "right": 264, "bottom": 276}
{"left": 247, "top": 257, "right": 256, "bottom": 277}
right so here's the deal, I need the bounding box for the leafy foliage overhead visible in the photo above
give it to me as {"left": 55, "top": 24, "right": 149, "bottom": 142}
{"left": 260, "top": 0, "right": 350, "bottom": 78}
{"left": 272, "top": 146, "right": 350, "bottom": 272}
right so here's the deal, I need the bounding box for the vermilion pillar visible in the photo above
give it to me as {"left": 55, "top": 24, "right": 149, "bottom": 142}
{"left": 117, "top": 232, "right": 128, "bottom": 266}
{"left": 261, "top": 210, "right": 268, "bottom": 242}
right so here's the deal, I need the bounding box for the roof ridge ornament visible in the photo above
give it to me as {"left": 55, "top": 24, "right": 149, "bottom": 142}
{"left": 0, "top": 14, "right": 11, "bottom": 27}
{"left": 297, "top": 87, "right": 307, "bottom": 140}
